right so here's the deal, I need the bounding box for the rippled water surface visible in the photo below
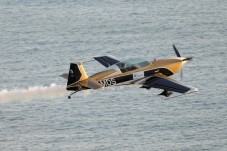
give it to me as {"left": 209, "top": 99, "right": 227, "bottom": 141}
{"left": 0, "top": 0, "right": 227, "bottom": 150}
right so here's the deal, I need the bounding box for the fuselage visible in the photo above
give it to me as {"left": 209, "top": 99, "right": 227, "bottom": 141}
{"left": 65, "top": 46, "right": 197, "bottom": 99}
{"left": 93, "top": 57, "right": 187, "bottom": 88}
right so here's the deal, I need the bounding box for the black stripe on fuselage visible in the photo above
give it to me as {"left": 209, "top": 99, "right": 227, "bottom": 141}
{"left": 99, "top": 68, "right": 173, "bottom": 87}
{"left": 98, "top": 74, "right": 134, "bottom": 87}
{"left": 144, "top": 68, "right": 173, "bottom": 77}
{"left": 113, "top": 68, "right": 173, "bottom": 84}
{"left": 114, "top": 74, "right": 133, "bottom": 84}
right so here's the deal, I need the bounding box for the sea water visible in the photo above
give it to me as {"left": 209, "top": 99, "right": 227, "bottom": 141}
{"left": 0, "top": 0, "right": 226, "bottom": 150}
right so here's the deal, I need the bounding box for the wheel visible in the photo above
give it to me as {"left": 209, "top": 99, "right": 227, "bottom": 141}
{"left": 68, "top": 96, "right": 71, "bottom": 99}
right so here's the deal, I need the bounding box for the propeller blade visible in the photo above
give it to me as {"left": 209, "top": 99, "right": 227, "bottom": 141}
{"left": 181, "top": 69, "right": 183, "bottom": 81}
{"left": 173, "top": 44, "right": 181, "bottom": 57}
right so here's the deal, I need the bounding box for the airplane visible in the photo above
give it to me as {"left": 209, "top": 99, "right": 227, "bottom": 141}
{"left": 60, "top": 45, "right": 198, "bottom": 99}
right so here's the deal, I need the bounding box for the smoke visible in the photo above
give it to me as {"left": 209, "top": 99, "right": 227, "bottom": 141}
{"left": 0, "top": 83, "right": 68, "bottom": 103}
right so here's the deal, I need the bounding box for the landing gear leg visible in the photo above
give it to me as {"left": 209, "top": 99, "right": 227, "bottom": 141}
{"left": 159, "top": 90, "right": 173, "bottom": 97}
{"left": 68, "top": 91, "right": 78, "bottom": 99}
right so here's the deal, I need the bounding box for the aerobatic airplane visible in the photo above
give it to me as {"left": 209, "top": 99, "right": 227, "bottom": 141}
{"left": 60, "top": 45, "right": 198, "bottom": 99}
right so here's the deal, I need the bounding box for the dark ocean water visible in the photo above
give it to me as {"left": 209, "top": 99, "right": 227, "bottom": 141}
{"left": 0, "top": 0, "right": 226, "bottom": 150}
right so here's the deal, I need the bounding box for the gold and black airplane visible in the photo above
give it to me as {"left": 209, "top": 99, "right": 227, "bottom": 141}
{"left": 61, "top": 45, "right": 198, "bottom": 99}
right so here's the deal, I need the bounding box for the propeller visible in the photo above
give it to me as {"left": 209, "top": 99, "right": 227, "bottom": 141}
{"left": 172, "top": 44, "right": 193, "bottom": 80}
{"left": 181, "top": 68, "right": 183, "bottom": 80}
{"left": 173, "top": 44, "right": 193, "bottom": 61}
{"left": 173, "top": 44, "right": 181, "bottom": 57}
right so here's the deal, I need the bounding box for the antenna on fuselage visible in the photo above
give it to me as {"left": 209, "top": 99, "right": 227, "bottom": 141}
{"left": 78, "top": 59, "right": 96, "bottom": 64}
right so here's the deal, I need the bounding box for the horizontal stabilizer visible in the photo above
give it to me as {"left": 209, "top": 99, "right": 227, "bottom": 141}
{"left": 60, "top": 73, "right": 68, "bottom": 79}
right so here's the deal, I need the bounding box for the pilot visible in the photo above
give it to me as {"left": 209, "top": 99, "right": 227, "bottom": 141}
{"left": 122, "top": 63, "right": 127, "bottom": 69}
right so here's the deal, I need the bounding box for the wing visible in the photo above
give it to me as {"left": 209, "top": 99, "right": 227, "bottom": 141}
{"left": 94, "top": 55, "right": 120, "bottom": 67}
{"left": 141, "top": 74, "right": 198, "bottom": 94}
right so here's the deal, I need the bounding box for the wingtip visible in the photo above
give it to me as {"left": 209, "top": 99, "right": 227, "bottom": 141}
{"left": 187, "top": 87, "right": 198, "bottom": 94}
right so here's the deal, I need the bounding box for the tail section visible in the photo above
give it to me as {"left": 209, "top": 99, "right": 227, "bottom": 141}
{"left": 67, "top": 62, "right": 88, "bottom": 86}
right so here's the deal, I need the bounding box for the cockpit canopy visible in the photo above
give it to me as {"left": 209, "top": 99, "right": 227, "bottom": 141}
{"left": 116, "top": 58, "right": 150, "bottom": 73}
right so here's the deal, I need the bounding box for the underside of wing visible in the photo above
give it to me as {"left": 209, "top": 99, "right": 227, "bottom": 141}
{"left": 141, "top": 74, "right": 198, "bottom": 94}
{"left": 94, "top": 55, "right": 120, "bottom": 67}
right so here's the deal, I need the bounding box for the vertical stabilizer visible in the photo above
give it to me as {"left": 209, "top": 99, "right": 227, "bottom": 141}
{"left": 67, "top": 62, "right": 88, "bottom": 86}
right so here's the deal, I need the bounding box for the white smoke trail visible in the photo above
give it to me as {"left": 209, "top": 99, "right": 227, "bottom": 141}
{"left": 0, "top": 83, "right": 68, "bottom": 103}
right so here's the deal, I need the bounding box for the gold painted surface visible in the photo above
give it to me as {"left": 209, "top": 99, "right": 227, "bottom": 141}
{"left": 78, "top": 62, "right": 88, "bottom": 81}
{"left": 68, "top": 58, "right": 188, "bottom": 89}
{"left": 89, "top": 69, "right": 116, "bottom": 80}
{"left": 79, "top": 79, "right": 103, "bottom": 89}
{"left": 95, "top": 58, "right": 186, "bottom": 80}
